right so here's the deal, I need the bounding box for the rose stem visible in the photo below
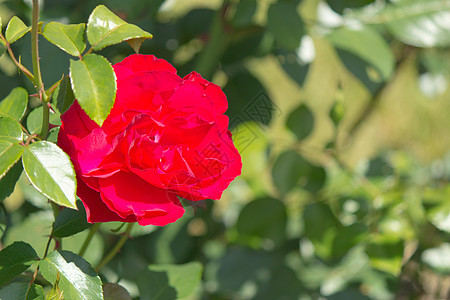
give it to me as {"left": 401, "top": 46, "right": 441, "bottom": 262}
{"left": 31, "top": 0, "right": 49, "bottom": 139}
{"left": 78, "top": 223, "right": 101, "bottom": 257}
{"left": 94, "top": 223, "right": 134, "bottom": 273}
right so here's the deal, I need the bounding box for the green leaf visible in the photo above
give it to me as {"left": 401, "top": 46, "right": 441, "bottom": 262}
{"left": 0, "top": 87, "right": 28, "bottom": 121}
{"left": 26, "top": 106, "right": 61, "bottom": 135}
{"left": 46, "top": 275, "right": 64, "bottom": 300}
{"left": 231, "top": 0, "right": 257, "bottom": 28}
{"left": 22, "top": 141, "right": 77, "bottom": 209}
{"left": 55, "top": 76, "right": 75, "bottom": 114}
{"left": 69, "top": 54, "right": 116, "bottom": 126}
{"left": 0, "top": 282, "right": 44, "bottom": 300}
{"left": 236, "top": 197, "right": 287, "bottom": 245}
{"left": 137, "top": 262, "right": 203, "bottom": 300}
{"left": 43, "top": 22, "right": 86, "bottom": 57}
{"left": 376, "top": 0, "right": 450, "bottom": 47}
{"left": 0, "top": 114, "right": 23, "bottom": 141}
{"left": 327, "top": 25, "right": 394, "bottom": 80}
{"left": 303, "top": 202, "right": 341, "bottom": 259}
{"left": 103, "top": 283, "right": 131, "bottom": 300}
{"left": 267, "top": 1, "right": 304, "bottom": 50}
{"left": 0, "top": 241, "right": 39, "bottom": 286}
{"left": 86, "top": 5, "right": 152, "bottom": 51}
{"left": 53, "top": 200, "right": 89, "bottom": 238}
{"left": 0, "top": 138, "right": 24, "bottom": 180}
{"left": 365, "top": 235, "right": 403, "bottom": 275}
{"left": 5, "top": 16, "right": 31, "bottom": 44}
{"left": 0, "top": 160, "right": 22, "bottom": 202}
{"left": 286, "top": 104, "right": 314, "bottom": 141}
{"left": 40, "top": 250, "right": 103, "bottom": 300}
{"left": 271, "top": 150, "right": 309, "bottom": 196}
{"left": 0, "top": 44, "right": 5, "bottom": 57}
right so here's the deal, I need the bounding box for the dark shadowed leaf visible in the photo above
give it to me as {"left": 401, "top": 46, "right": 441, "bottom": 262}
{"left": 237, "top": 197, "right": 287, "bottom": 245}
{"left": 0, "top": 282, "right": 44, "bottom": 300}
{"left": 267, "top": 1, "right": 304, "bottom": 50}
{"left": 40, "top": 250, "right": 103, "bottom": 300}
{"left": 0, "top": 160, "right": 22, "bottom": 202}
{"left": 22, "top": 141, "right": 77, "bottom": 209}
{"left": 53, "top": 200, "right": 89, "bottom": 237}
{"left": 69, "top": 54, "right": 116, "bottom": 126}
{"left": 304, "top": 202, "right": 342, "bottom": 259}
{"left": 271, "top": 150, "right": 310, "bottom": 196}
{"left": 137, "top": 262, "right": 203, "bottom": 300}
{"left": 0, "top": 241, "right": 39, "bottom": 286}
{"left": 286, "top": 103, "right": 314, "bottom": 141}
{"left": 54, "top": 76, "right": 75, "bottom": 114}
{"left": 103, "top": 283, "right": 132, "bottom": 300}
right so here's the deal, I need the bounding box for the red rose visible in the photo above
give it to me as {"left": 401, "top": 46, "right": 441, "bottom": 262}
{"left": 58, "top": 54, "right": 242, "bottom": 226}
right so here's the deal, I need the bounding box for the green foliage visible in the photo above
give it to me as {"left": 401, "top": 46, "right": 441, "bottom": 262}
{"left": 0, "top": 242, "right": 39, "bottom": 286}
{"left": 69, "top": 54, "right": 116, "bottom": 126}
{"left": 0, "top": 87, "right": 28, "bottom": 121}
{"left": 0, "top": 282, "right": 44, "bottom": 300}
{"left": 5, "top": 16, "right": 30, "bottom": 44}
{"left": 43, "top": 23, "right": 86, "bottom": 57}
{"left": 137, "top": 262, "right": 203, "bottom": 300}
{"left": 86, "top": 5, "right": 152, "bottom": 51}
{"left": 0, "top": 0, "right": 449, "bottom": 299}
{"left": 39, "top": 250, "right": 103, "bottom": 300}
{"left": 22, "top": 141, "right": 77, "bottom": 209}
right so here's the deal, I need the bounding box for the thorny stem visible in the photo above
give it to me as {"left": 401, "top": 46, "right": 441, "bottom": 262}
{"left": 0, "top": 35, "right": 35, "bottom": 81}
{"left": 79, "top": 223, "right": 101, "bottom": 257}
{"left": 94, "top": 223, "right": 134, "bottom": 273}
{"left": 31, "top": 0, "right": 49, "bottom": 139}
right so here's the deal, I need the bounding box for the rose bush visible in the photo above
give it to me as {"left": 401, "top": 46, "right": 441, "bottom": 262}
{"left": 58, "top": 54, "right": 242, "bottom": 226}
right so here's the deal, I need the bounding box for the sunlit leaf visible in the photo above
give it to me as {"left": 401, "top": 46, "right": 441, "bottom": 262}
{"left": 0, "top": 87, "right": 28, "bottom": 121}
{"left": 43, "top": 22, "right": 86, "bottom": 57}
{"left": 26, "top": 106, "right": 61, "bottom": 135}
{"left": 69, "top": 54, "right": 116, "bottom": 126}
{"left": 86, "top": 5, "right": 152, "bottom": 51}
{"left": 40, "top": 250, "right": 103, "bottom": 300}
{"left": 5, "top": 16, "right": 30, "bottom": 44}
{"left": 0, "top": 114, "right": 23, "bottom": 141}
{"left": 22, "top": 141, "right": 77, "bottom": 209}
{"left": 0, "top": 138, "right": 23, "bottom": 180}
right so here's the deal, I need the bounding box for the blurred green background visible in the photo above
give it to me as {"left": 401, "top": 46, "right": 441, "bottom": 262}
{"left": 1, "top": 0, "right": 450, "bottom": 299}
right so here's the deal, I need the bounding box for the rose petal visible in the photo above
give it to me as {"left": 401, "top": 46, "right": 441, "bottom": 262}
{"left": 183, "top": 72, "right": 228, "bottom": 114}
{"left": 77, "top": 176, "right": 136, "bottom": 223}
{"left": 98, "top": 172, "right": 184, "bottom": 226}
{"left": 114, "top": 54, "right": 177, "bottom": 82}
